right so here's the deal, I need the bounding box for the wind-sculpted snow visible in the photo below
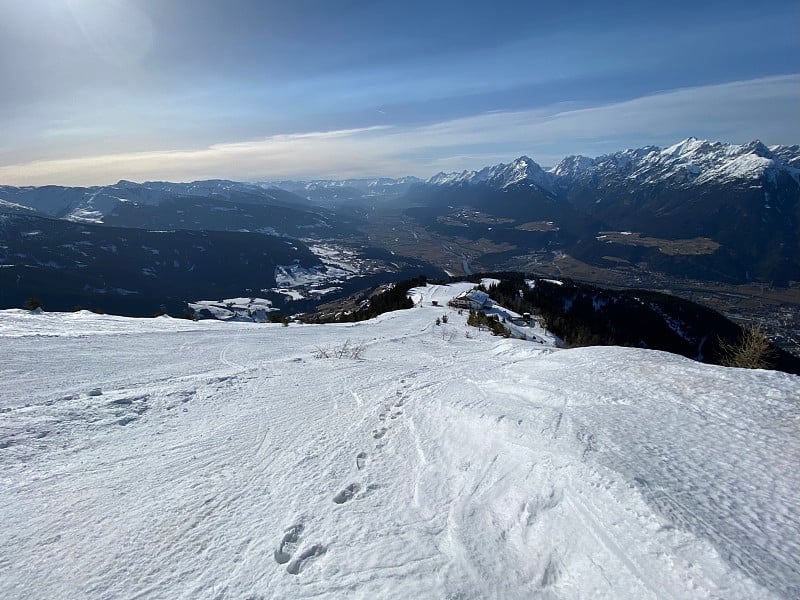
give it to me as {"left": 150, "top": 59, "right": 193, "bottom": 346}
{"left": 1, "top": 284, "right": 798, "bottom": 599}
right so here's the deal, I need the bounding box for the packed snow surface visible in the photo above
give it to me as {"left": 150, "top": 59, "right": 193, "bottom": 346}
{"left": 1, "top": 284, "right": 799, "bottom": 599}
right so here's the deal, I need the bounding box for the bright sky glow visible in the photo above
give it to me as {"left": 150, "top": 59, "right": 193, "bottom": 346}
{"left": 1, "top": 0, "right": 798, "bottom": 185}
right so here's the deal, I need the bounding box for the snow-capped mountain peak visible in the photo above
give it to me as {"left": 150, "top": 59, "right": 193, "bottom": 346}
{"left": 639, "top": 138, "right": 797, "bottom": 185}
{"left": 427, "top": 156, "right": 553, "bottom": 190}
{"left": 549, "top": 154, "right": 596, "bottom": 179}
{"left": 661, "top": 136, "right": 711, "bottom": 158}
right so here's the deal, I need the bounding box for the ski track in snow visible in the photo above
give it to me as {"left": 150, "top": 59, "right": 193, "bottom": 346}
{"left": 0, "top": 283, "right": 798, "bottom": 599}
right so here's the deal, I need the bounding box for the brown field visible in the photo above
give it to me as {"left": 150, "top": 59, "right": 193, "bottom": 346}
{"left": 597, "top": 232, "right": 721, "bottom": 255}
{"left": 436, "top": 216, "right": 469, "bottom": 227}
{"left": 515, "top": 221, "right": 560, "bottom": 232}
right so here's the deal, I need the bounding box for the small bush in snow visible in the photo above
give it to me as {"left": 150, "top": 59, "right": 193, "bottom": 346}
{"left": 314, "top": 339, "right": 366, "bottom": 360}
{"left": 719, "top": 325, "right": 776, "bottom": 370}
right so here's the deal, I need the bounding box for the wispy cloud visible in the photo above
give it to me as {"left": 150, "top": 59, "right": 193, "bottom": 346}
{"left": 1, "top": 75, "right": 797, "bottom": 186}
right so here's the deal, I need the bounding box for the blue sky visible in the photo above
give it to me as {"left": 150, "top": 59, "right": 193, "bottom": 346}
{"left": 1, "top": 0, "right": 798, "bottom": 185}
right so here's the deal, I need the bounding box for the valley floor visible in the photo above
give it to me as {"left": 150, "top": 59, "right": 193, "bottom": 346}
{"left": 1, "top": 284, "right": 798, "bottom": 599}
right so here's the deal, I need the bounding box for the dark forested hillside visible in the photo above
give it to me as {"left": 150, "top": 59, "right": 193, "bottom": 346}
{"left": 480, "top": 274, "right": 800, "bottom": 375}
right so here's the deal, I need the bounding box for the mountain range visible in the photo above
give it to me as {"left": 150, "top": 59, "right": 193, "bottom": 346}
{"left": 429, "top": 138, "right": 799, "bottom": 190}
{"left": 415, "top": 138, "right": 800, "bottom": 285}
{"left": 1, "top": 137, "right": 798, "bottom": 316}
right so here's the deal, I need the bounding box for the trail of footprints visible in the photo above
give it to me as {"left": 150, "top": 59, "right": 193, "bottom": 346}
{"left": 274, "top": 383, "right": 410, "bottom": 575}
{"left": 332, "top": 387, "right": 406, "bottom": 503}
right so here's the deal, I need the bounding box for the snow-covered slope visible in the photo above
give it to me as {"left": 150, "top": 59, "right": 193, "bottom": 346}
{"left": 0, "top": 198, "right": 36, "bottom": 215}
{"left": 769, "top": 144, "right": 800, "bottom": 169}
{"left": 1, "top": 284, "right": 798, "bottom": 599}
{"left": 0, "top": 182, "right": 183, "bottom": 223}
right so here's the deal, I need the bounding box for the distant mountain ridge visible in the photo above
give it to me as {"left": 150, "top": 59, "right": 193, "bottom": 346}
{"left": 1, "top": 137, "right": 799, "bottom": 291}
{"left": 427, "top": 138, "right": 800, "bottom": 191}
{"left": 263, "top": 176, "right": 423, "bottom": 204}
{"left": 3, "top": 138, "right": 798, "bottom": 219}
{"left": 0, "top": 179, "right": 317, "bottom": 224}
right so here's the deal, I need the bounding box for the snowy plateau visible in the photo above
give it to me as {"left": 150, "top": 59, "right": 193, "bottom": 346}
{"left": 1, "top": 283, "right": 799, "bottom": 599}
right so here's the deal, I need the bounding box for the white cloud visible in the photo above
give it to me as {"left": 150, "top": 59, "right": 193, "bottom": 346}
{"left": 1, "top": 75, "right": 797, "bottom": 185}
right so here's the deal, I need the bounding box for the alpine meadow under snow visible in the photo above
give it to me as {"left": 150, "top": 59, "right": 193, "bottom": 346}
{"left": 1, "top": 283, "right": 798, "bottom": 599}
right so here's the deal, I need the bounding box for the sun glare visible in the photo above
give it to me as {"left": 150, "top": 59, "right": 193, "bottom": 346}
{"left": 63, "top": 0, "right": 154, "bottom": 67}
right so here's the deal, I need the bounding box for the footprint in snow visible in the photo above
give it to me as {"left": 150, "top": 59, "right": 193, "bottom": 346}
{"left": 540, "top": 552, "right": 564, "bottom": 588}
{"left": 356, "top": 452, "right": 368, "bottom": 470}
{"left": 522, "top": 487, "right": 563, "bottom": 527}
{"left": 333, "top": 483, "right": 361, "bottom": 504}
{"left": 373, "top": 427, "right": 387, "bottom": 440}
{"left": 286, "top": 544, "right": 326, "bottom": 575}
{"left": 274, "top": 523, "right": 304, "bottom": 564}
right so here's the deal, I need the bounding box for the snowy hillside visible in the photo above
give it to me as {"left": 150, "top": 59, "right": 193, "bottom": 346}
{"left": 1, "top": 283, "right": 798, "bottom": 599}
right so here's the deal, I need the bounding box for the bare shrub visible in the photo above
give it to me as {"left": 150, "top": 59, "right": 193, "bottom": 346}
{"left": 441, "top": 328, "right": 456, "bottom": 342}
{"left": 334, "top": 339, "right": 352, "bottom": 359}
{"left": 349, "top": 342, "right": 366, "bottom": 360}
{"left": 315, "top": 339, "right": 366, "bottom": 360}
{"left": 718, "top": 324, "right": 776, "bottom": 369}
